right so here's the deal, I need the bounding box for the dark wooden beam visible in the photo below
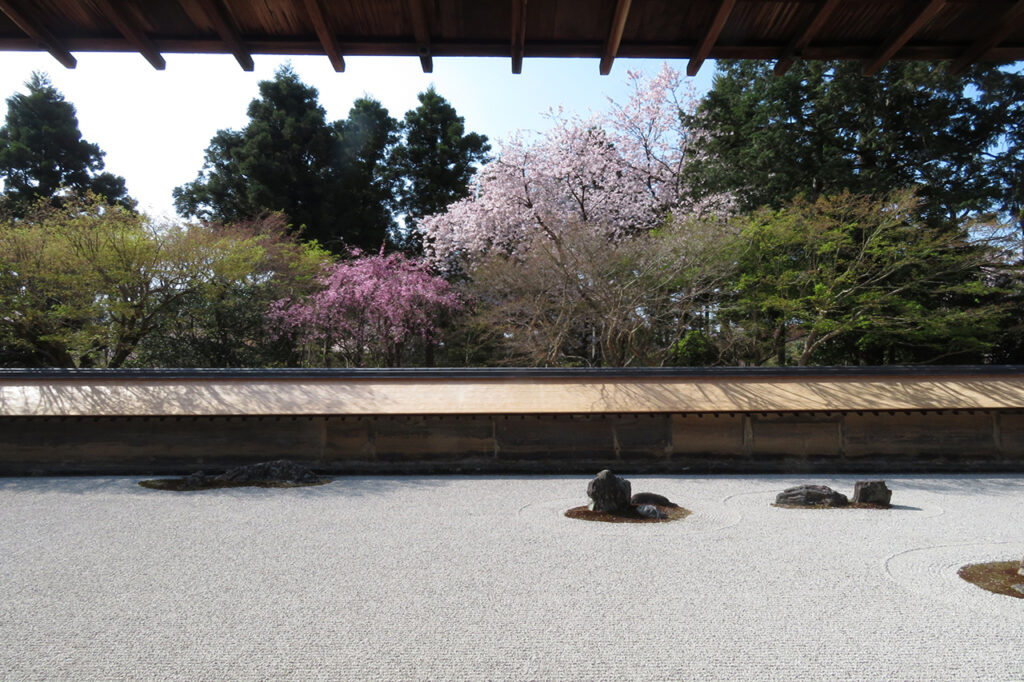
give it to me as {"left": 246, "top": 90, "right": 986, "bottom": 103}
{"left": 774, "top": 0, "right": 841, "bottom": 76}
{"left": 510, "top": 0, "right": 527, "bottom": 74}
{"left": 407, "top": 0, "right": 433, "bottom": 72}
{"left": 600, "top": 0, "right": 632, "bottom": 75}
{"left": 863, "top": 0, "right": 946, "bottom": 76}
{"left": 193, "top": 0, "right": 254, "bottom": 71}
{"left": 92, "top": 0, "right": 165, "bottom": 69}
{"left": 687, "top": 0, "right": 736, "bottom": 77}
{"left": 0, "top": 0, "right": 76, "bottom": 68}
{"left": 949, "top": 0, "right": 1024, "bottom": 74}
{"left": 303, "top": 0, "right": 345, "bottom": 71}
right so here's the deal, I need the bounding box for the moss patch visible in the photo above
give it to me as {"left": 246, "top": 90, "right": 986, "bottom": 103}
{"left": 139, "top": 478, "right": 331, "bottom": 491}
{"left": 958, "top": 561, "right": 1024, "bottom": 599}
{"left": 564, "top": 505, "right": 691, "bottom": 523}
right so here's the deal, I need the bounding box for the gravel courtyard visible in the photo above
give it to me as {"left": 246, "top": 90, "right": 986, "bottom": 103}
{"left": 1, "top": 474, "right": 1022, "bottom": 681}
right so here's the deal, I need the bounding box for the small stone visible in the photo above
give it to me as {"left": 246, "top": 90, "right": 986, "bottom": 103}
{"left": 586, "top": 470, "right": 632, "bottom": 513}
{"left": 853, "top": 480, "right": 892, "bottom": 506}
{"left": 1012, "top": 584, "right": 1024, "bottom": 595}
{"left": 775, "top": 484, "right": 849, "bottom": 507}
{"left": 183, "top": 471, "right": 208, "bottom": 487}
{"left": 1018, "top": 556, "right": 1024, "bottom": 577}
{"left": 631, "top": 492, "right": 678, "bottom": 508}
{"left": 635, "top": 504, "right": 666, "bottom": 519}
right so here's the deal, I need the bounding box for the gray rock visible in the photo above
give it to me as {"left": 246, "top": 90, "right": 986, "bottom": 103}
{"left": 775, "top": 484, "right": 849, "bottom": 507}
{"left": 586, "top": 469, "right": 632, "bottom": 513}
{"left": 183, "top": 471, "right": 209, "bottom": 487}
{"left": 1012, "top": 583, "right": 1024, "bottom": 596}
{"left": 631, "top": 492, "right": 678, "bottom": 508}
{"left": 1019, "top": 556, "right": 1024, "bottom": 577}
{"left": 853, "top": 480, "right": 892, "bottom": 506}
{"left": 635, "top": 504, "right": 667, "bottom": 519}
{"left": 213, "top": 459, "right": 321, "bottom": 484}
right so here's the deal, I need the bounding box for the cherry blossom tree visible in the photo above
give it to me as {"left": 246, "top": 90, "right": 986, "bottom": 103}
{"left": 418, "top": 64, "right": 732, "bottom": 268}
{"left": 269, "top": 251, "right": 462, "bottom": 367}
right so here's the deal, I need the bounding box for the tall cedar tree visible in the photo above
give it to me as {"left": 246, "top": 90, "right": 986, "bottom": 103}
{"left": 684, "top": 60, "right": 1024, "bottom": 230}
{"left": 173, "top": 66, "right": 345, "bottom": 249}
{"left": 0, "top": 72, "right": 132, "bottom": 217}
{"left": 390, "top": 87, "right": 489, "bottom": 252}
{"left": 333, "top": 97, "right": 401, "bottom": 251}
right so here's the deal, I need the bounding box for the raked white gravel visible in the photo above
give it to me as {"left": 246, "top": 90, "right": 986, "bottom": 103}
{"left": 1, "top": 474, "right": 1022, "bottom": 681}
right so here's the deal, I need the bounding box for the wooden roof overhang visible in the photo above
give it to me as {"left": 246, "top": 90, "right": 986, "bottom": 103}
{"left": 2, "top": 367, "right": 1024, "bottom": 417}
{"left": 1, "top": 1, "right": 1023, "bottom": 77}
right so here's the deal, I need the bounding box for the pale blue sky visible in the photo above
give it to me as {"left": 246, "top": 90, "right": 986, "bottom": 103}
{"left": 0, "top": 51, "right": 715, "bottom": 219}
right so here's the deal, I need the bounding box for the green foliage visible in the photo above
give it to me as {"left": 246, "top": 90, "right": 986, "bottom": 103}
{"left": 389, "top": 87, "right": 489, "bottom": 251}
{"left": 0, "top": 197, "right": 329, "bottom": 367}
{"left": 0, "top": 72, "right": 133, "bottom": 217}
{"left": 173, "top": 65, "right": 347, "bottom": 250}
{"left": 686, "top": 60, "right": 1020, "bottom": 228}
{"left": 720, "top": 191, "right": 1010, "bottom": 366}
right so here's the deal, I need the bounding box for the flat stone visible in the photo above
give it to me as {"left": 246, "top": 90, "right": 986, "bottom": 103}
{"left": 586, "top": 469, "right": 631, "bottom": 513}
{"left": 212, "top": 459, "right": 321, "bottom": 484}
{"left": 1011, "top": 584, "right": 1024, "bottom": 595}
{"left": 635, "top": 504, "right": 666, "bottom": 519}
{"left": 853, "top": 480, "right": 892, "bottom": 506}
{"left": 775, "top": 484, "right": 849, "bottom": 507}
{"left": 631, "top": 492, "right": 678, "bottom": 508}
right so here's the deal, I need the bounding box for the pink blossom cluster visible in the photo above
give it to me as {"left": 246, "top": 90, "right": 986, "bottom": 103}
{"left": 418, "top": 64, "right": 733, "bottom": 267}
{"left": 269, "top": 251, "right": 462, "bottom": 365}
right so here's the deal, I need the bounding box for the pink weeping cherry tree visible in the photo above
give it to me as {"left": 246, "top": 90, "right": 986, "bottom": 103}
{"left": 268, "top": 250, "right": 462, "bottom": 367}
{"left": 417, "top": 64, "right": 733, "bottom": 269}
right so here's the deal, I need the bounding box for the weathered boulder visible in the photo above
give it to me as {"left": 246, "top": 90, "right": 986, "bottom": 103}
{"left": 1019, "top": 556, "right": 1024, "bottom": 577}
{"left": 635, "top": 504, "right": 667, "bottom": 519}
{"left": 631, "top": 492, "right": 678, "bottom": 508}
{"left": 775, "top": 484, "right": 849, "bottom": 507}
{"left": 587, "top": 470, "right": 632, "bottom": 513}
{"left": 853, "top": 480, "right": 892, "bottom": 506}
{"left": 213, "top": 459, "right": 321, "bottom": 484}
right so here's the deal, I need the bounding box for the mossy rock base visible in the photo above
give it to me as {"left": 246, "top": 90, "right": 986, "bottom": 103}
{"left": 564, "top": 505, "right": 691, "bottom": 523}
{"left": 958, "top": 561, "right": 1024, "bottom": 599}
{"left": 139, "top": 478, "right": 331, "bottom": 491}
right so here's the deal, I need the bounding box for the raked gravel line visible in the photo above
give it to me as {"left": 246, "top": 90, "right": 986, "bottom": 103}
{"left": 1, "top": 474, "right": 1022, "bottom": 681}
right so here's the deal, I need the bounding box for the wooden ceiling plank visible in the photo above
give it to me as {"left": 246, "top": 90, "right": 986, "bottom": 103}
{"left": 600, "top": 0, "right": 632, "bottom": 75}
{"left": 193, "top": 0, "right": 254, "bottom": 71}
{"left": 0, "top": 0, "right": 76, "bottom": 68}
{"left": 510, "top": 0, "right": 527, "bottom": 74}
{"left": 687, "top": 0, "right": 736, "bottom": 77}
{"left": 92, "top": 0, "right": 166, "bottom": 69}
{"left": 407, "top": 0, "right": 433, "bottom": 72}
{"left": 774, "top": 0, "right": 841, "bottom": 76}
{"left": 863, "top": 0, "right": 946, "bottom": 76}
{"left": 302, "top": 0, "right": 345, "bottom": 71}
{"left": 950, "top": 0, "right": 1024, "bottom": 74}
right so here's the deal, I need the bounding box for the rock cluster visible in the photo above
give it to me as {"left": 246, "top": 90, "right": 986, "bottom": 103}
{"left": 585, "top": 470, "right": 678, "bottom": 517}
{"left": 185, "top": 459, "right": 322, "bottom": 487}
{"left": 776, "top": 480, "right": 894, "bottom": 508}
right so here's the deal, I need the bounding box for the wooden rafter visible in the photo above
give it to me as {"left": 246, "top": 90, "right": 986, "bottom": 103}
{"left": 194, "top": 0, "right": 254, "bottom": 71}
{"left": 600, "top": 0, "right": 632, "bottom": 75}
{"left": 950, "top": 0, "right": 1024, "bottom": 74}
{"left": 0, "top": 0, "right": 76, "bottom": 68}
{"left": 774, "top": 0, "right": 840, "bottom": 76}
{"left": 407, "top": 0, "right": 433, "bottom": 72}
{"left": 510, "top": 0, "right": 527, "bottom": 74}
{"left": 303, "top": 0, "right": 345, "bottom": 71}
{"left": 687, "top": 0, "right": 735, "bottom": 77}
{"left": 92, "top": 0, "right": 165, "bottom": 69}
{"left": 863, "top": 0, "right": 946, "bottom": 76}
